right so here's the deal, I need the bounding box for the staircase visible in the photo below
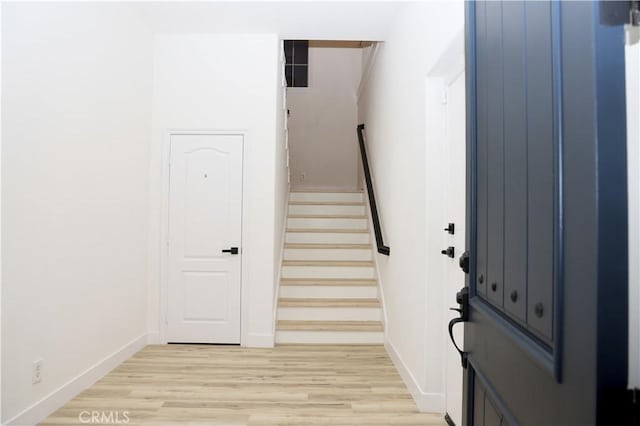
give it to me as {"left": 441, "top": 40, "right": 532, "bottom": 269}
{"left": 275, "top": 191, "right": 384, "bottom": 344}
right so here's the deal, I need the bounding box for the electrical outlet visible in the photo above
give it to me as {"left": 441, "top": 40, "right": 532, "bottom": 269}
{"left": 32, "top": 359, "right": 43, "bottom": 384}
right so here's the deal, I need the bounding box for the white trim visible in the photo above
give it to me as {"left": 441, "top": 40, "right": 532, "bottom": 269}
{"left": 424, "top": 28, "right": 466, "bottom": 422}
{"left": 245, "top": 333, "right": 275, "bottom": 348}
{"left": 384, "top": 339, "right": 444, "bottom": 414}
{"left": 362, "top": 188, "right": 389, "bottom": 333}
{"left": 272, "top": 190, "right": 291, "bottom": 336}
{"left": 159, "top": 129, "right": 249, "bottom": 345}
{"left": 4, "top": 334, "right": 148, "bottom": 426}
{"left": 0, "top": 4, "right": 4, "bottom": 420}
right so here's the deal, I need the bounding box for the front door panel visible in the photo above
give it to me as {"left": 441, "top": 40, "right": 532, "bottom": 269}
{"left": 464, "top": 1, "right": 629, "bottom": 424}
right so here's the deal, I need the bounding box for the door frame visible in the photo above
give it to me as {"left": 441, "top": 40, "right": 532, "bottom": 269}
{"left": 159, "top": 129, "right": 248, "bottom": 345}
{"left": 441, "top": 68, "right": 466, "bottom": 426}
{"left": 425, "top": 28, "right": 465, "bottom": 419}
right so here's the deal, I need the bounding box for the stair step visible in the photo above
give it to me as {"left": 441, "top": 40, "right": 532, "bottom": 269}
{"left": 289, "top": 201, "right": 364, "bottom": 206}
{"left": 284, "top": 243, "right": 371, "bottom": 249}
{"left": 286, "top": 228, "right": 369, "bottom": 233}
{"left": 277, "top": 320, "right": 384, "bottom": 332}
{"left": 290, "top": 191, "right": 364, "bottom": 203}
{"left": 284, "top": 245, "right": 373, "bottom": 261}
{"left": 280, "top": 278, "right": 377, "bottom": 286}
{"left": 286, "top": 230, "right": 371, "bottom": 244}
{"left": 288, "top": 218, "right": 368, "bottom": 230}
{"left": 279, "top": 298, "right": 381, "bottom": 308}
{"left": 282, "top": 260, "right": 374, "bottom": 267}
{"left": 290, "top": 190, "right": 363, "bottom": 193}
{"left": 288, "top": 214, "right": 367, "bottom": 219}
{"left": 275, "top": 330, "right": 384, "bottom": 344}
{"left": 289, "top": 204, "right": 366, "bottom": 216}
{"left": 279, "top": 285, "right": 378, "bottom": 299}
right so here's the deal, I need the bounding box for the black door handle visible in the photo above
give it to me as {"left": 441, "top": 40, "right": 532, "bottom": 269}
{"left": 448, "top": 286, "right": 469, "bottom": 368}
{"left": 444, "top": 223, "right": 455, "bottom": 234}
{"left": 459, "top": 250, "right": 469, "bottom": 274}
{"left": 441, "top": 246, "right": 455, "bottom": 258}
{"left": 222, "top": 247, "right": 239, "bottom": 255}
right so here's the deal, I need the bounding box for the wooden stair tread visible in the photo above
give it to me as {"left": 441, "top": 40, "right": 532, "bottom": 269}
{"left": 282, "top": 260, "right": 374, "bottom": 267}
{"left": 278, "top": 298, "right": 381, "bottom": 308}
{"left": 277, "top": 320, "right": 384, "bottom": 331}
{"left": 288, "top": 214, "right": 367, "bottom": 219}
{"left": 285, "top": 243, "right": 371, "bottom": 250}
{"left": 290, "top": 190, "right": 364, "bottom": 194}
{"left": 280, "top": 278, "right": 377, "bottom": 286}
{"left": 286, "top": 228, "right": 369, "bottom": 233}
{"left": 289, "top": 201, "right": 364, "bottom": 206}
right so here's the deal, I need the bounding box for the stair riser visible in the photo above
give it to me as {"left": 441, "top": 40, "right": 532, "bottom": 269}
{"left": 290, "top": 192, "right": 364, "bottom": 202}
{"left": 287, "top": 218, "right": 368, "bottom": 229}
{"left": 288, "top": 205, "right": 366, "bottom": 215}
{"left": 285, "top": 232, "right": 370, "bottom": 244}
{"left": 281, "top": 266, "right": 375, "bottom": 279}
{"left": 277, "top": 307, "right": 382, "bottom": 321}
{"left": 275, "top": 330, "right": 384, "bottom": 344}
{"left": 284, "top": 248, "right": 373, "bottom": 261}
{"left": 279, "top": 285, "right": 378, "bottom": 299}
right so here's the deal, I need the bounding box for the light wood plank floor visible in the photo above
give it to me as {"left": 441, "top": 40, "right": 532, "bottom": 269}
{"left": 41, "top": 345, "right": 446, "bottom": 425}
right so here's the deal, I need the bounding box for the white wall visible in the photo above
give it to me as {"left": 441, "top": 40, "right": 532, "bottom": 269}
{"left": 357, "top": 1, "right": 464, "bottom": 413}
{"left": 627, "top": 26, "right": 640, "bottom": 390}
{"left": 288, "top": 47, "right": 362, "bottom": 191}
{"left": 148, "top": 34, "right": 281, "bottom": 347}
{"left": 2, "top": 3, "right": 153, "bottom": 423}
{"left": 134, "top": 2, "right": 400, "bottom": 40}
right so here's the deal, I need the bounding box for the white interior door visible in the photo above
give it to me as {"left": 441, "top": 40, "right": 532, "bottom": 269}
{"left": 443, "top": 71, "right": 466, "bottom": 425}
{"left": 167, "top": 133, "right": 243, "bottom": 344}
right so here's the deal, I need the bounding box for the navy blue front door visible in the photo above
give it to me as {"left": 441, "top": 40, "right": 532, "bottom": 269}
{"left": 462, "top": 2, "right": 629, "bottom": 424}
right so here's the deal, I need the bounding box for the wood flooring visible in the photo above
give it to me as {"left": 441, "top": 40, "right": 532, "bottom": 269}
{"left": 41, "top": 345, "right": 446, "bottom": 425}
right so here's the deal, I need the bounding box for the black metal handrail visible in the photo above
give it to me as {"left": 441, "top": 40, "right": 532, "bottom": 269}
{"left": 357, "top": 124, "right": 390, "bottom": 256}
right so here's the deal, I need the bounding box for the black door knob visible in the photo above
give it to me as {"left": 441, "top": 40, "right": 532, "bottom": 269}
{"left": 222, "top": 247, "right": 239, "bottom": 255}
{"left": 441, "top": 246, "right": 455, "bottom": 258}
{"left": 444, "top": 223, "right": 455, "bottom": 234}
{"left": 459, "top": 251, "right": 469, "bottom": 274}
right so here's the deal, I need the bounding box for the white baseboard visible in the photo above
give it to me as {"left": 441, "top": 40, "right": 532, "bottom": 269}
{"left": 5, "top": 333, "right": 148, "bottom": 426}
{"left": 362, "top": 188, "right": 388, "bottom": 332}
{"left": 273, "top": 190, "right": 290, "bottom": 335}
{"left": 245, "top": 332, "right": 274, "bottom": 348}
{"left": 384, "top": 339, "right": 444, "bottom": 413}
{"left": 146, "top": 331, "right": 161, "bottom": 344}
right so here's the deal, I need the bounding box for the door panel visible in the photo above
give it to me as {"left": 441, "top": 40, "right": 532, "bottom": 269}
{"left": 485, "top": 0, "right": 505, "bottom": 309}
{"left": 502, "top": 0, "right": 527, "bottom": 324}
{"left": 475, "top": 2, "right": 488, "bottom": 299}
{"left": 524, "top": 1, "right": 555, "bottom": 342}
{"left": 463, "top": 1, "right": 629, "bottom": 425}
{"left": 168, "top": 134, "right": 243, "bottom": 344}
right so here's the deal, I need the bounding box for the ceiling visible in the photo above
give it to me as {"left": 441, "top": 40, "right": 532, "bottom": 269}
{"left": 133, "top": 1, "right": 404, "bottom": 40}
